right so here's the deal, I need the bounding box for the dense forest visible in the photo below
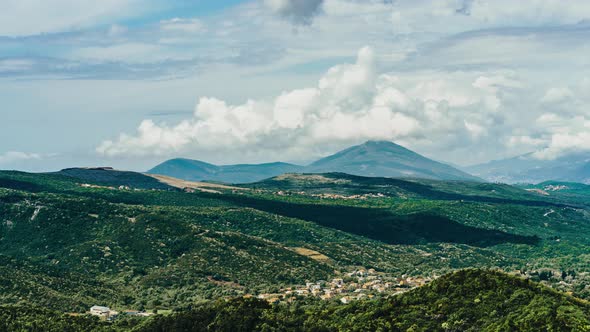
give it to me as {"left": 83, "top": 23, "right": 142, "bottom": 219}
{"left": 2, "top": 169, "right": 590, "bottom": 330}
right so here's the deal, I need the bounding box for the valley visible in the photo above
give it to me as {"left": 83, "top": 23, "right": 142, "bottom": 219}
{"left": 2, "top": 165, "right": 590, "bottom": 330}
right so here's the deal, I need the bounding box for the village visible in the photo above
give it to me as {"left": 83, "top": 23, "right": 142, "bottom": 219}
{"left": 83, "top": 268, "right": 584, "bottom": 322}
{"left": 253, "top": 268, "right": 433, "bottom": 304}
{"left": 274, "top": 190, "right": 388, "bottom": 200}
{"left": 83, "top": 270, "right": 431, "bottom": 322}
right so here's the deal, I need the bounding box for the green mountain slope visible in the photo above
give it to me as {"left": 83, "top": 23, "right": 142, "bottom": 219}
{"left": 2, "top": 169, "right": 590, "bottom": 317}
{"left": 4, "top": 269, "right": 590, "bottom": 331}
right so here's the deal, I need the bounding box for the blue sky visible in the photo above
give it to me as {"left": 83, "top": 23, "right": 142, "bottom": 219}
{"left": 1, "top": 0, "right": 590, "bottom": 171}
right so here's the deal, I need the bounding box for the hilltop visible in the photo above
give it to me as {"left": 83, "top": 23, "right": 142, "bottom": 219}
{"left": 52, "top": 167, "right": 174, "bottom": 190}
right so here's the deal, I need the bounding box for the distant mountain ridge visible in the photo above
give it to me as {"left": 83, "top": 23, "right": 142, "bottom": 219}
{"left": 149, "top": 159, "right": 304, "bottom": 183}
{"left": 148, "top": 140, "right": 480, "bottom": 183}
{"left": 466, "top": 152, "right": 590, "bottom": 184}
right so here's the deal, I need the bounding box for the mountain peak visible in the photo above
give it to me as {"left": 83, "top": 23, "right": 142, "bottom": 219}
{"left": 363, "top": 139, "right": 396, "bottom": 145}
{"left": 358, "top": 140, "right": 415, "bottom": 153}
{"left": 361, "top": 140, "right": 403, "bottom": 148}
{"left": 307, "top": 140, "right": 479, "bottom": 181}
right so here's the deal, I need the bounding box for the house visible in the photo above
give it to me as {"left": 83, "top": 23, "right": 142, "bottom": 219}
{"left": 90, "top": 306, "right": 110, "bottom": 316}
{"left": 296, "top": 289, "right": 309, "bottom": 295}
{"left": 331, "top": 278, "right": 344, "bottom": 287}
{"left": 90, "top": 306, "right": 118, "bottom": 321}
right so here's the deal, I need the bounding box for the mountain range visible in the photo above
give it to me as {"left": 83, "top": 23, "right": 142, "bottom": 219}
{"left": 466, "top": 152, "right": 590, "bottom": 184}
{"left": 149, "top": 140, "right": 480, "bottom": 183}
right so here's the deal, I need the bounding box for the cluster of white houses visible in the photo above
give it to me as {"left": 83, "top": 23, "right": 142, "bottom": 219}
{"left": 274, "top": 191, "right": 387, "bottom": 200}
{"left": 255, "top": 269, "right": 433, "bottom": 304}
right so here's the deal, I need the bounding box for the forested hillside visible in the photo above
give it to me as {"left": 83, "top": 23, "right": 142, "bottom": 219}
{"left": 1, "top": 170, "right": 590, "bottom": 330}
{"left": 138, "top": 269, "right": 590, "bottom": 332}
{"left": 3, "top": 270, "right": 590, "bottom": 331}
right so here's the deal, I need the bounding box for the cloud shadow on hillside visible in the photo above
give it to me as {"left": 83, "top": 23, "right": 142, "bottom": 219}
{"left": 215, "top": 195, "right": 540, "bottom": 247}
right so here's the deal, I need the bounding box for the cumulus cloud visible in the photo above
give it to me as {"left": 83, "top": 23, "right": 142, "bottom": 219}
{"left": 264, "top": 0, "right": 324, "bottom": 25}
{"left": 527, "top": 78, "right": 590, "bottom": 160}
{"left": 534, "top": 131, "right": 590, "bottom": 160}
{"left": 532, "top": 114, "right": 590, "bottom": 160}
{"left": 97, "top": 46, "right": 524, "bottom": 163}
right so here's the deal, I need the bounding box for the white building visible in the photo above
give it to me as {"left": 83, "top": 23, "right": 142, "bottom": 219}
{"left": 90, "top": 306, "right": 118, "bottom": 321}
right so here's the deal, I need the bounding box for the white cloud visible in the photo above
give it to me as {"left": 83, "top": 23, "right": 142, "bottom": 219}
{"left": 97, "top": 46, "right": 520, "bottom": 163}
{"left": 530, "top": 79, "right": 590, "bottom": 159}
{"left": 464, "top": 120, "right": 487, "bottom": 138}
{"left": 531, "top": 111, "right": 590, "bottom": 160}
{"left": 534, "top": 131, "right": 590, "bottom": 160}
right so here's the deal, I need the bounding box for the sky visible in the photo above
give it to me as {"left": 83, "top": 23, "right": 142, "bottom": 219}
{"left": 1, "top": 0, "right": 590, "bottom": 172}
